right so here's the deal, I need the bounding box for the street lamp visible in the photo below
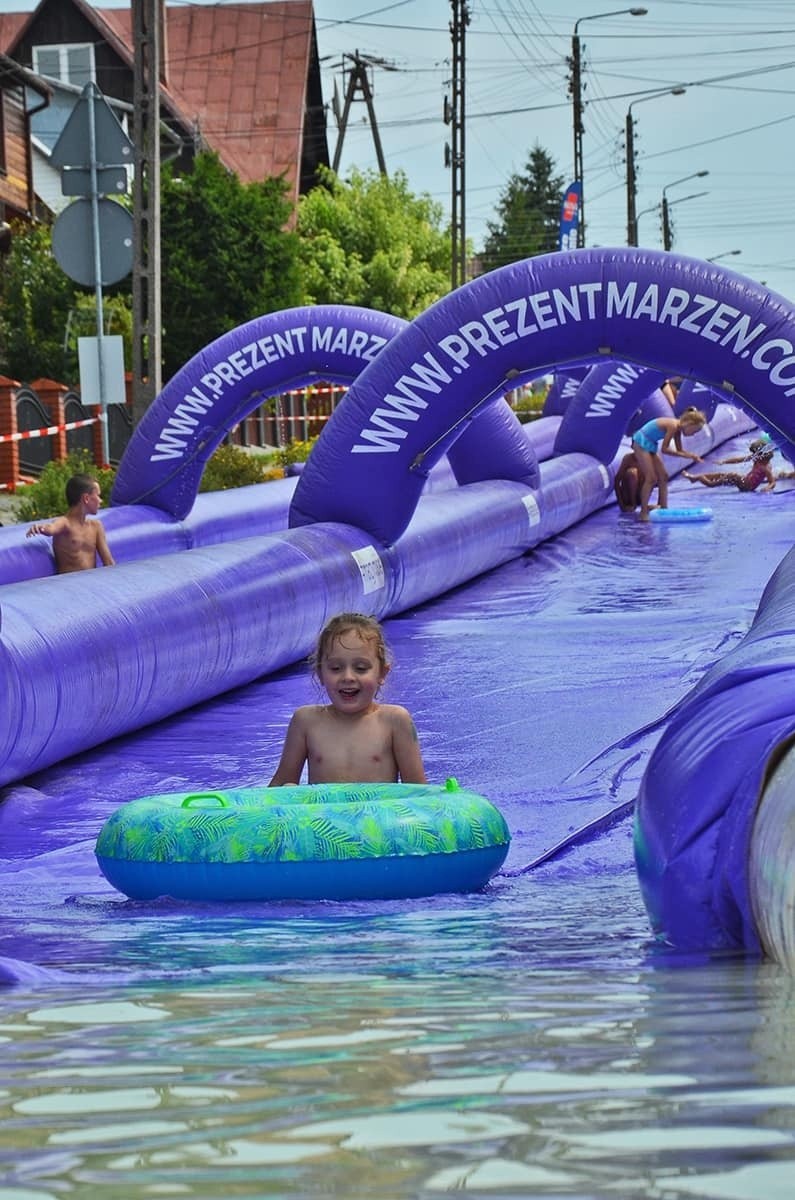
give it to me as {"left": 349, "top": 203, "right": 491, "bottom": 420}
{"left": 626, "top": 87, "right": 685, "bottom": 246}
{"left": 635, "top": 202, "right": 662, "bottom": 239}
{"left": 707, "top": 250, "right": 742, "bottom": 263}
{"left": 570, "top": 7, "right": 647, "bottom": 248}
{"left": 636, "top": 191, "right": 708, "bottom": 247}
{"left": 662, "top": 170, "right": 709, "bottom": 250}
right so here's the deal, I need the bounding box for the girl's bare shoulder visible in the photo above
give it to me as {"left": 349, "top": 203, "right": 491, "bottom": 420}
{"left": 377, "top": 703, "right": 414, "bottom": 723}
{"left": 292, "top": 703, "right": 326, "bottom": 724}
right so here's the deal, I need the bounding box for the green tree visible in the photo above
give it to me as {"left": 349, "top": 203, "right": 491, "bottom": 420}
{"left": 0, "top": 222, "right": 79, "bottom": 383}
{"left": 0, "top": 221, "right": 134, "bottom": 386}
{"left": 479, "top": 144, "right": 564, "bottom": 273}
{"left": 297, "top": 166, "right": 451, "bottom": 318}
{"left": 160, "top": 152, "right": 302, "bottom": 381}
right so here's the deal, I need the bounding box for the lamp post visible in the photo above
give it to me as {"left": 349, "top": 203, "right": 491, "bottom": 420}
{"left": 635, "top": 202, "right": 662, "bottom": 243}
{"left": 636, "top": 191, "right": 708, "bottom": 247}
{"left": 662, "top": 190, "right": 710, "bottom": 251}
{"left": 570, "top": 7, "right": 647, "bottom": 248}
{"left": 626, "top": 87, "right": 685, "bottom": 246}
{"left": 707, "top": 250, "right": 742, "bottom": 263}
{"left": 662, "top": 170, "right": 709, "bottom": 250}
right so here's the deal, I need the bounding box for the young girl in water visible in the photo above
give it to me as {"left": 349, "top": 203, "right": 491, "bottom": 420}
{"left": 631, "top": 407, "right": 707, "bottom": 521}
{"left": 269, "top": 612, "right": 426, "bottom": 786}
{"left": 683, "top": 437, "right": 776, "bottom": 493}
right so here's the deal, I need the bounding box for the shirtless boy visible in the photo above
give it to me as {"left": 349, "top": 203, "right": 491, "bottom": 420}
{"left": 26, "top": 473, "right": 115, "bottom": 573}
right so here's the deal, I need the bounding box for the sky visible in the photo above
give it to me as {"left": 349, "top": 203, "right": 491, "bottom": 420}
{"left": 3, "top": 0, "right": 795, "bottom": 300}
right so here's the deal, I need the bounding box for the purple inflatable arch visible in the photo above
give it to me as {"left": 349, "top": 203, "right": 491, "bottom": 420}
{"left": 676, "top": 377, "right": 724, "bottom": 419}
{"left": 542, "top": 367, "right": 590, "bottom": 416}
{"left": 112, "top": 306, "right": 408, "bottom": 519}
{"left": 291, "top": 248, "right": 795, "bottom": 544}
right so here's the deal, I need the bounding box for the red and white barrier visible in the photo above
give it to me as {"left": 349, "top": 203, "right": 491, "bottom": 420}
{"left": 0, "top": 417, "right": 97, "bottom": 445}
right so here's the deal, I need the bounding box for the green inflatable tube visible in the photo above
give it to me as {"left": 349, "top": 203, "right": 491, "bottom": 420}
{"left": 95, "top": 779, "right": 511, "bottom": 902}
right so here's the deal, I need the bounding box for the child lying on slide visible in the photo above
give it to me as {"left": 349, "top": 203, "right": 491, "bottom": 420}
{"left": 683, "top": 438, "right": 776, "bottom": 493}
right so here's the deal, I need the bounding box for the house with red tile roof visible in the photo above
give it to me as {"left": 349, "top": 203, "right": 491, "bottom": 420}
{"left": 0, "top": 51, "right": 51, "bottom": 235}
{"left": 0, "top": 0, "right": 329, "bottom": 217}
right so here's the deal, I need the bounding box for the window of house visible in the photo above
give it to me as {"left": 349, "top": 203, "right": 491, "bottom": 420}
{"left": 33, "top": 43, "right": 95, "bottom": 88}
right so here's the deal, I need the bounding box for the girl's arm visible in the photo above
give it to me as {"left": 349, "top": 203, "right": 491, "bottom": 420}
{"left": 392, "top": 707, "right": 427, "bottom": 784}
{"left": 661, "top": 425, "right": 702, "bottom": 462}
{"left": 269, "top": 710, "right": 310, "bottom": 785}
{"left": 762, "top": 465, "right": 776, "bottom": 491}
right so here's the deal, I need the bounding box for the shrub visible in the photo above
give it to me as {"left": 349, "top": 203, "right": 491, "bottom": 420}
{"left": 17, "top": 441, "right": 289, "bottom": 521}
{"left": 273, "top": 438, "right": 318, "bottom": 469}
{"left": 17, "top": 452, "right": 116, "bottom": 521}
{"left": 510, "top": 386, "right": 547, "bottom": 424}
{"left": 198, "top": 443, "right": 282, "bottom": 492}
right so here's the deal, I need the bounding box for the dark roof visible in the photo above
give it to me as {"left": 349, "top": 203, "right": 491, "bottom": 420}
{"left": 0, "top": 0, "right": 327, "bottom": 202}
{"left": 0, "top": 15, "right": 29, "bottom": 56}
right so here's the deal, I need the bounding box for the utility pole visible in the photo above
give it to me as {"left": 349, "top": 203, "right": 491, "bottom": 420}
{"left": 662, "top": 171, "right": 709, "bottom": 251}
{"left": 568, "top": 9, "right": 647, "bottom": 249}
{"left": 662, "top": 195, "right": 672, "bottom": 251}
{"left": 447, "top": 0, "right": 470, "bottom": 289}
{"left": 332, "top": 51, "right": 389, "bottom": 176}
{"left": 625, "top": 108, "right": 638, "bottom": 247}
{"left": 625, "top": 88, "right": 685, "bottom": 247}
{"left": 569, "top": 29, "right": 584, "bottom": 248}
{"left": 131, "top": 0, "right": 163, "bottom": 424}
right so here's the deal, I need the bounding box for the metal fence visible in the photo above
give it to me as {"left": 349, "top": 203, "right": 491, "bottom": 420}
{"left": 229, "top": 386, "right": 346, "bottom": 451}
{"left": 6, "top": 383, "right": 346, "bottom": 481}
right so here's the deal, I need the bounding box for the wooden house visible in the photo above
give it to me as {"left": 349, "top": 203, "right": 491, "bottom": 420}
{"left": 0, "top": 0, "right": 329, "bottom": 214}
{"left": 0, "top": 51, "right": 51, "bottom": 242}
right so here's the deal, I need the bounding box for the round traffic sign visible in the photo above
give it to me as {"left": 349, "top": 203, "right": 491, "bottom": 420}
{"left": 52, "top": 197, "right": 134, "bottom": 286}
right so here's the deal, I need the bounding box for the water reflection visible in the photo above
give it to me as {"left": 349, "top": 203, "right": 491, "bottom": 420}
{"left": 2, "top": 895, "right": 795, "bottom": 1197}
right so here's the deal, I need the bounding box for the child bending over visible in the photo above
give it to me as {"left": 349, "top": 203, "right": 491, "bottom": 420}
{"left": 613, "top": 449, "right": 656, "bottom": 513}
{"left": 269, "top": 612, "right": 426, "bottom": 786}
{"left": 631, "top": 407, "right": 707, "bottom": 521}
{"left": 26, "top": 473, "right": 114, "bottom": 573}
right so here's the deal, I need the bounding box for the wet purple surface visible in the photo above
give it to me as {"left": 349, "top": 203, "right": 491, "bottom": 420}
{"left": 1, "top": 435, "right": 793, "bottom": 981}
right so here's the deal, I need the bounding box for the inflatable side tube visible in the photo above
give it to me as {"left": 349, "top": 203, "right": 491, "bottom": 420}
{"left": 634, "top": 543, "right": 795, "bottom": 955}
{"left": 749, "top": 735, "right": 795, "bottom": 967}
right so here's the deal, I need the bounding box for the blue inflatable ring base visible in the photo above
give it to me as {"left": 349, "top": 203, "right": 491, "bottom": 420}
{"left": 95, "top": 781, "right": 511, "bottom": 901}
{"left": 649, "top": 506, "right": 713, "bottom": 523}
{"left": 95, "top": 846, "right": 508, "bottom": 902}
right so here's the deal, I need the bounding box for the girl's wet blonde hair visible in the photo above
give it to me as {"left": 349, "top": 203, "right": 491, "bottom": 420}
{"left": 680, "top": 406, "right": 707, "bottom": 430}
{"left": 311, "top": 612, "right": 390, "bottom": 679}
